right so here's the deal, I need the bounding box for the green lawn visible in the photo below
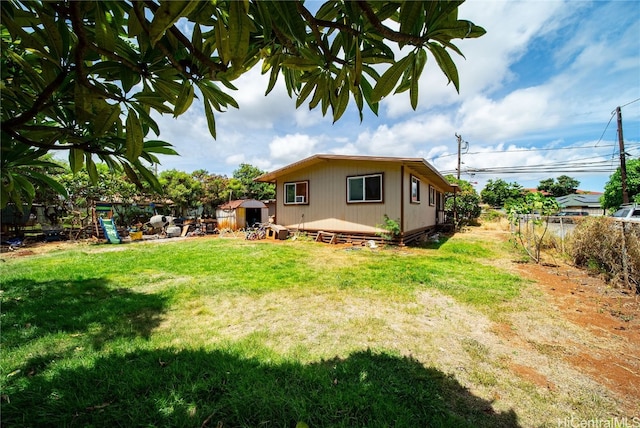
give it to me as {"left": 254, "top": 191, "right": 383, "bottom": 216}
{"left": 1, "top": 235, "right": 524, "bottom": 427}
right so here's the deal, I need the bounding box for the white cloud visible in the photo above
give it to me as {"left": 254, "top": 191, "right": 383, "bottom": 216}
{"left": 458, "top": 86, "right": 560, "bottom": 141}
{"left": 268, "top": 133, "right": 319, "bottom": 167}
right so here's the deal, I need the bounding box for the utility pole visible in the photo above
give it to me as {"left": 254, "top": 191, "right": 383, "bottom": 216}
{"left": 616, "top": 106, "right": 629, "bottom": 204}
{"left": 455, "top": 133, "right": 462, "bottom": 180}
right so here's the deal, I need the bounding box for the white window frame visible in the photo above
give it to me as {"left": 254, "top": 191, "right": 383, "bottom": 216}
{"left": 347, "top": 173, "right": 383, "bottom": 203}
{"left": 284, "top": 181, "right": 308, "bottom": 205}
{"left": 411, "top": 175, "right": 421, "bottom": 203}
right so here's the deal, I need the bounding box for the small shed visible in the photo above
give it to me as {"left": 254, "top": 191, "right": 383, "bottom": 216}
{"left": 216, "top": 199, "right": 268, "bottom": 230}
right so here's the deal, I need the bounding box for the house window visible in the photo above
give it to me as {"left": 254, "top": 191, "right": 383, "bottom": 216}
{"left": 347, "top": 173, "right": 383, "bottom": 203}
{"left": 411, "top": 175, "right": 420, "bottom": 203}
{"left": 428, "top": 185, "right": 436, "bottom": 206}
{"left": 284, "top": 181, "right": 308, "bottom": 205}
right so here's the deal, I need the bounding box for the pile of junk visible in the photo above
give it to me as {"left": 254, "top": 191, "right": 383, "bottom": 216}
{"left": 133, "top": 215, "right": 206, "bottom": 240}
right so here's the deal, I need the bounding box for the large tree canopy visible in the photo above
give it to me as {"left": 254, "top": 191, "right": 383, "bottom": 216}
{"left": 537, "top": 175, "right": 580, "bottom": 197}
{"left": 480, "top": 178, "right": 524, "bottom": 208}
{"left": 602, "top": 158, "right": 640, "bottom": 210}
{"left": 1, "top": 0, "right": 485, "bottom": 208}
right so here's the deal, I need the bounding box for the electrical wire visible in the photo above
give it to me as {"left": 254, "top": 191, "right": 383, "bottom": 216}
{"left": 439, "top": 147, "right": 640, "bottom": 176}
{"left": 428, "top": 142, "right": 640, "bottom": 162}
{"left": 594, "top": 111, "right": 616, "bottom": 147}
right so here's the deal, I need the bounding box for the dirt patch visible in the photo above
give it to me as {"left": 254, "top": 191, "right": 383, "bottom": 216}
{"left": 476, "top": 228, "right": 640, "bottom": 416}
{"left": 509, "top": 362, "right": 557, "bottom": 391}
{"left": 514, "top": 260, "right": 640, "bottom": 411}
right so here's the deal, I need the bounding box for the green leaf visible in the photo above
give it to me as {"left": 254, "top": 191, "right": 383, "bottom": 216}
{"left": 86, "top": 153, "right": 98, "bottom": 183}
{"left": 410, "top": 70, "right": 419, "bottom": 110}
{"left": 309, "top": 74, "right": 330, "bottom": 111}
{"left": 399, "top": 1, "right": 423, "bottom": 36}
{"left": 354, "top": 36, "right": 362, "bottom": 85}
{"left": 265, "top": 60, "right": 281, "bottom": 95}
{"left": 125, "top": 108, "right": 144, "bottom": 161}
{"left": 410, "top": 50, "right": 427, "bottom": 110}
{"left": 133, "top": 161, "right": 161, "bottom": 191}
{"left": 426, "top": 1, "right": 464, "bottom": 31}
{"left": 127, "top": 7, "right": 143, "bottom": 37}
{"left": 131, "top": 103, "right": 161, "bottom": 136}
{"left": 12, "top": 174, "right": 35, "bottom": 205}
{"left": 296, "top": 74, "right": 319, "bottom": 108}
{"left": 198, "top": 81, "right": 239, "bottom": 110}
{"left": 203, "top": 100, "right": 217, "bottom": 138}
{"left": 149, "top": 1, "right": 199, "bottom": 46}
{"left": 371, "top": 54, "right": 414, "bottom": 103}
{"left": 122, "top": 162, "right": 142, "bottom": 188}
{"left": 69, "top": 148, "right": 84, "bottom": 173}
{"left": 415, "top": 48, "right": 428, "bottom": 76}
{"left": 333, "top": 83, "right": 350, "bottom": 123}
{"left": 26, "top": 170, "right": 68, "bottom": 198}
{"left": 5, "top": 50, "right": 45, "bottom": 87}
{"left": 144, "top": 140, "right": 179, "bottom": 155}
{"left": 428, "top": 42, "right": 460, "bottom": 92}
{"left": 152, "top": 79, "right": 182, "bottom": 103}
{"left": 215, "top": 9, "right": 230, "bottom": 64}
{"left": 271, "top": 1, "right": 306, "bottom": 42}
{"left": 192, "top": 23, "right": 203, "bottom": 53}
{"left": 94, "top": 104, "right": 121, "bottom": 137}
{"left": 228, "top": 0, "right": 251, "bottom": 63}
{"left": 95, "top": 4, "right": 116, "bottom": 53}
{"left": 360, "top": 76, "right": 379, "bottom": 116}
{"left": 133, "top": 93, "right": 173, "bottom": 114}
{"left": 74, "top": 83, "right": 92, "bottom": 122}
{"left": 38, "top": 9, "right": 63, "bottom": 60}
{"left": 173, "top": 81, "right": 194, "bottom": 117}
{"left": 120, "top": 66, "right": 138, "bottom": 93}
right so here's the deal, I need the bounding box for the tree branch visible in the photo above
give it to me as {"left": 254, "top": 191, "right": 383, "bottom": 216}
{"left": 295, "top": 1, "right": 332, "bottom": 64}
{"left": 1, "top": 68, "right": 69, "bottom": 129}
{"left": 141, "top": 0, "right": 227, "bottom": 77}
{"left": 296, "top": 0, "right": 360, "bottom": 37}
{"left": 4, "top": 127, "right": 118, "bottom": 157}
{"left": 354, "top": 0, "right": 425, "bottom": 46}
{"left": 68, "top": 2, "right": 128, "bottom": 103}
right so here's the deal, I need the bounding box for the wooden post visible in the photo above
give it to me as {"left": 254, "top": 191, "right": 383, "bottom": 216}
{"left": 620, "top": 222, "right": 629, "bottom": 289}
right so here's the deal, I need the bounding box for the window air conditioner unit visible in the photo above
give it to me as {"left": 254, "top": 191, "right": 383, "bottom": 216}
{"left": 296, "top": 196, "right": 305, "bottom": 203}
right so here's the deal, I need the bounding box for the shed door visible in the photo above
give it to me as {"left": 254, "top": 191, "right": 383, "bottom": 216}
{"left": 246, "top": 208, "right": 262, "bottom": 226}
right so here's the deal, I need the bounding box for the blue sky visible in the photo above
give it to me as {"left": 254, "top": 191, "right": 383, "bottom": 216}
{"left": 153, "top": 0, "right": 640, "bottom": 193}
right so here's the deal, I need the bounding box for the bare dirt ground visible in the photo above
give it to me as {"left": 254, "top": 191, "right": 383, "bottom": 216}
{"left": 3, "top": 228, "right": 639, "bottom": 424}
{"left": 470, "top": 228, "right": 640, "bottom": 420}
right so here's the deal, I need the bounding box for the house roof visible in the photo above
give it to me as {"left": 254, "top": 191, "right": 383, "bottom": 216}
{"left": 556, "top": 194, "right": 603, "bottom": 208}
{"left": 218, "top": 199, "right": 267, "bottom": 210}
{"left": 255, "top": 154, "right": 456, "bottom": 192}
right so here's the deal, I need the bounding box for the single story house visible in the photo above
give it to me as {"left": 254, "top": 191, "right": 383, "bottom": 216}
{"left": 255, "top": 154, "right": 456, "bottom": 245}
{"left": 216, "top": 199, "right": 268, "bottom": 230}
{"left": 555, "top": 194, "right": 604, "bottom": 216}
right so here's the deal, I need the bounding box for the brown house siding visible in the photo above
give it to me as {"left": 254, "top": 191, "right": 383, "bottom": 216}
{"left": 257, "top": 155, "right": 453, "bottom": 244}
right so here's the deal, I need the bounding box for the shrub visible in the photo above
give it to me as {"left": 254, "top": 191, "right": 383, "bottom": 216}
{"left": 376, "top": 214, "right": 400, "bottom": 241}
{"left": 569, "top": 217, "right": 639, "bottom": 293}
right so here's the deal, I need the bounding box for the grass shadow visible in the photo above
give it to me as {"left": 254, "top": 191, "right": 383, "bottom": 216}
{"left": 1, "top": 277, "right": 167, "bottom": 350}
{"left": 2, "top": 348, "right": 521, "bottom": 427}
{"left": 412, "top": 233, "right": 451, "bottom": 249}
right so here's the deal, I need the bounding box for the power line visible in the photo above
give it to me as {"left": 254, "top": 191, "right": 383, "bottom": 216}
{"left": 429, "top": 142, "right": 637, "bottom": 161}
{"left": 439, "top": 148, "right": 640, "bottom": 176}
{"left": 617, "top": 97, "right": 640, "bottom": 110}
{"left": 594, "top": 111, "right": 616, "bottom": 147}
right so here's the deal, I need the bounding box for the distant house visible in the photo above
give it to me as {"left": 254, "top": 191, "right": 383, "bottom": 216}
{"left": 555, "top": 194, "right": 604, "bottom": 216}
{"left": 255, "top": 154, "right": 456, "bottom": 245}
{"left": 216, "top": 199, "right": 268, "bottom": 230}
